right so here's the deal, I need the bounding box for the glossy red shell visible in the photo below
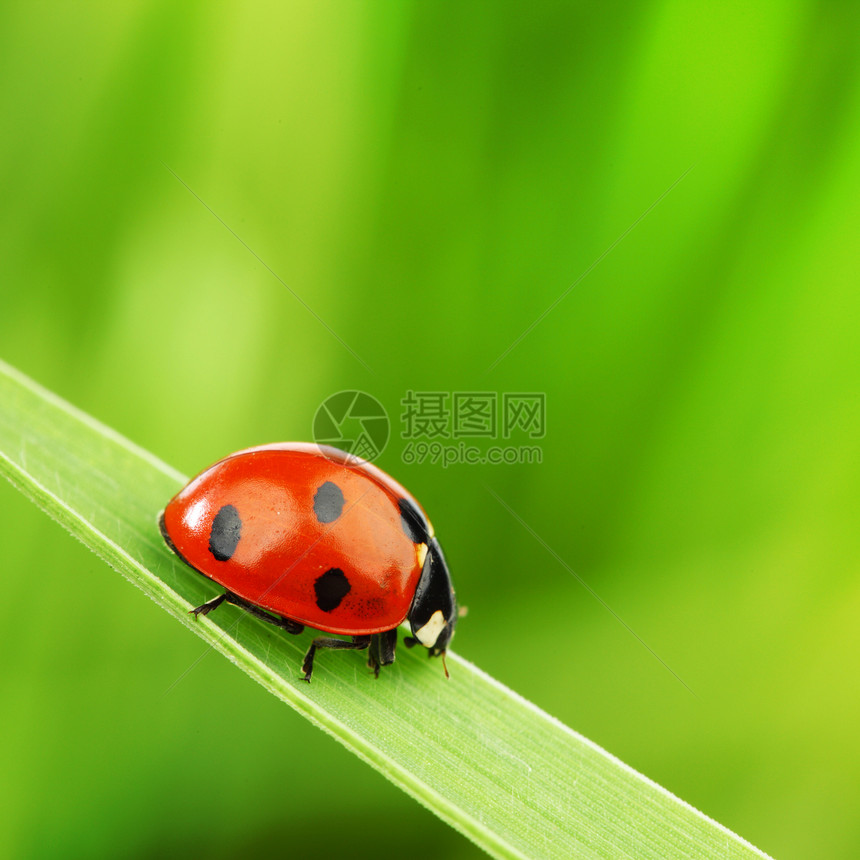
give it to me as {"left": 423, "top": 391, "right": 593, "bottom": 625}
{"left": 160, "top": 443, "right": 431, "bottom": 635}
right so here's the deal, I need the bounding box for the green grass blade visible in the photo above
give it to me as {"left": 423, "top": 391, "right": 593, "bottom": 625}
{"left": 0, "top": 357, "right": 770, "bottom": 860}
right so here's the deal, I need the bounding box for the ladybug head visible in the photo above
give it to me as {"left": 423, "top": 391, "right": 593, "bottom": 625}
{"left": 405, "top": 538, "right": 458, "bottom": 662}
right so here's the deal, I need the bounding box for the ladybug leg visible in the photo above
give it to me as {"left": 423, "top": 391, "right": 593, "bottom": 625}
{"left": 301, "top": 635, "right": 371, "bottom": 683}
{"left": 222, "top": 591, "right": 305, "bottom": 635}
{"left": 190, "top": 590, "right": 304, "bottom": 635}
{"left": 367, "top": 629, "right": 398, "bottom": 678}
{"left": 189, "top": 592, "right": 228, "bottom": 617}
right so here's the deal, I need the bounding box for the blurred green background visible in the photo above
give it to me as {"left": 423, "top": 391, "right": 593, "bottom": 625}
{"left": 1, "top": 2, "right": 858, "bottom": 858}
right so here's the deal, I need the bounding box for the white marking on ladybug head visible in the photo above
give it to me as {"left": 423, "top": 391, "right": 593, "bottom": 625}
{"left": 415, "top": 609, "right": 446, "bottom": 648}
{"left": 416, "top": 542, "right": 428, "bottom": 568}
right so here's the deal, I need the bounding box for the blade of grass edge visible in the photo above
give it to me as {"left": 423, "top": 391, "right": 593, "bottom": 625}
{"left": 0, "top": 358, "right": 772, "bottom": 860}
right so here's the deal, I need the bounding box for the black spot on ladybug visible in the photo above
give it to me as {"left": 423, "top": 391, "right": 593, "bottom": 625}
{"left": 399, "top": 497, "right": 428, "bottom": 544}
{"left": 314, "top": 567, "right": 351, "bottom": 612}
{"left": 209, "top": 504, "right": 242, "bottom": 561}
{"left": 313, "top": 481, "right": 345, "bottom": 524}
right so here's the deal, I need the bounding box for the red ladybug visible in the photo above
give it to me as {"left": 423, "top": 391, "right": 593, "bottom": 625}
{"left": 159, "top": 443, "right": 457, "bottom": 681}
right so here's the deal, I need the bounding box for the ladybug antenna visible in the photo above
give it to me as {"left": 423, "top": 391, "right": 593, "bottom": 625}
{"left": 441, "top": 651, "right": 449, "bottom": 679}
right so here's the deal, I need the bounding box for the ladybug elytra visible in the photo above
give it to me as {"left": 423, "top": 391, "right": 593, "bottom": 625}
{"left": 159, "top": 443, "right": 458, "bottom": 681}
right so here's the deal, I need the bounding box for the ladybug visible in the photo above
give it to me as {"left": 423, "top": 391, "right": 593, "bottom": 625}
{"left": 158, "top": 443, "right": 457, "bottom": 682}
